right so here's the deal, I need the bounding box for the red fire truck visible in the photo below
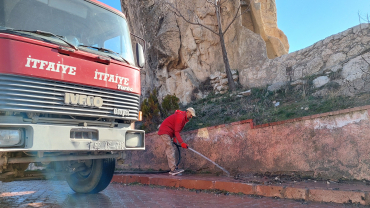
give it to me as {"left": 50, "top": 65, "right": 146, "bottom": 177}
{"left": 0, "top": 0, "right": 145, "bottom": 193}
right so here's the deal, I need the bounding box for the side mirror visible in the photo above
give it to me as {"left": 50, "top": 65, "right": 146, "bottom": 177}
{"left": 136, "top": 43, "right": 145, "bottom": 68}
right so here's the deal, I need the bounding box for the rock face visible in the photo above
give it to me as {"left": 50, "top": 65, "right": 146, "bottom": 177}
{"left": 121, "top": 0, "right": 279, "bottom": 104}
{"left": 122, "top": 0, "right": 370, "bottom": 104}
{"left": 240, "top": 23, "right": 370, "bottom": 97}
{"left": 241, "top": 0, "right": 289, "bottom": 58}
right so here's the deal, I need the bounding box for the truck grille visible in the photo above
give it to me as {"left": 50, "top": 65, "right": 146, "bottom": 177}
{"left": 0, "top": 74, "right": 140, "bottom": 120}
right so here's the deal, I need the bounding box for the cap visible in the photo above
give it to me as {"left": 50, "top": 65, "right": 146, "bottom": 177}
{"left": 186, "top": 107, "right": 196, "bottom": 117}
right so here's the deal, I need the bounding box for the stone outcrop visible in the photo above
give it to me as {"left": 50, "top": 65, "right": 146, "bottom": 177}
{"left": 241, "top": 0, "right": 289, "bottom": 59}
{"left": 122, "top": 0, "right": 370, "bottom": 104}
{"left": 240, "top": 23, "right": 370, "bottom": 97}
{"left": 313, "top": 76, "right": 330, "bottom": 88}
{"left": 122, "top": 0, "right": 275, "bottom": 104}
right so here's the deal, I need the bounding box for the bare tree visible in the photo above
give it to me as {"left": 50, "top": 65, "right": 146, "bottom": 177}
{"left": 343, "top": 13, "right": 370, "bottom": 93}
{"left": 358, "top": 12, "right": 370, "bottom": 26}
{"left": 160, "top": 0, "right": 250, "bottom": 92}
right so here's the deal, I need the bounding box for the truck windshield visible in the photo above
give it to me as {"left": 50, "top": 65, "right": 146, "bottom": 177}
{"left": 0, "top": 0, "right": 135, "bottom": 65}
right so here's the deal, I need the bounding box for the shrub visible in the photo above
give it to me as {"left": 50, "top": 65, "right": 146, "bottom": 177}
{"left": 161, "top": 94, "right": 180, "bottom": 118}
{"left": 140, "top": 91, "right": 181, "bottom": 133}
{"left": 140, "top": 89, "right": 161, "bottom": 132}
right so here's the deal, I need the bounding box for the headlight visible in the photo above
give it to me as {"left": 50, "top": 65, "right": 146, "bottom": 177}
{"left": 0, "top": 129, "right": 24, "bottom": 147}
{"left": 125, "top": 131, "right": 144, "bottom": 148}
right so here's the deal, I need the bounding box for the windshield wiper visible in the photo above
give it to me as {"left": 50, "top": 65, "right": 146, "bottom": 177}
{"left": 4, "top": 29, "right": 78, "bottom": 50}
{"left": 78, "top": 44, "right": 130, "bottom": 64}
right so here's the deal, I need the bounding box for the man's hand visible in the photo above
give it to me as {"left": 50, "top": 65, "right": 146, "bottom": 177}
{"left": 181, "top": 142, "right": 188, "bottom": 149}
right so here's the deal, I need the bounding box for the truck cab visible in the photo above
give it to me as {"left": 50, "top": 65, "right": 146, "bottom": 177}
{"left": 0, "top": 0, "right": 145, "bottom": 193}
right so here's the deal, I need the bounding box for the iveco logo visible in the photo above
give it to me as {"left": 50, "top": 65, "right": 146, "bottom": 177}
{"left": 64, "top": 93, "right": 103, "bottom": 108}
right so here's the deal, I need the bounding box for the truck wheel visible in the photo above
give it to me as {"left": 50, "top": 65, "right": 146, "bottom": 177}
{"left": 65, "top": 158, "right": 115, "bottom": 194}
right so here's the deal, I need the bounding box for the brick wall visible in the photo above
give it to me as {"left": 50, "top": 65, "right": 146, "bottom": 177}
{"left": 121, "top": 105, "right": 370, "bottom": 180}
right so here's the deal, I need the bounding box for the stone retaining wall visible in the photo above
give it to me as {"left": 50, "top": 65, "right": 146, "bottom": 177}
{"left": 239, "top": 23, "right": 370, "bottom": 95}
{"left": 121, "top": 105, "right": 370, "bottom": 180}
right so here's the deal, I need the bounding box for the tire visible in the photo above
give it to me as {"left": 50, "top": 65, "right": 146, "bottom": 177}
{"left": 65, "top": 158, "right": 115, "bottom": 194}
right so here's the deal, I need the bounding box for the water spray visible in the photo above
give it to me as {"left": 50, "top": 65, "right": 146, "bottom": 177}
{"left": 188, "top": 147, "right": 230, "bottom": 177}
{"left": 173, "top": 141, "right": 230, "bottom": 177}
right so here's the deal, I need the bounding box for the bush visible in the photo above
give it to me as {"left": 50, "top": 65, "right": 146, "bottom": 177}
{"left": 161, "top": 94, "right": 180, "bottom": 118}
{"left": 140, "top": 89, "right": 161, "bottom": 132}
{"left": 140, "top": 91, "right": 181, "bottom": 133}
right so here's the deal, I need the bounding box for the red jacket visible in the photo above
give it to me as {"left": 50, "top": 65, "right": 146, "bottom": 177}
{"left": 158, "top": 110, "right": 189, "bottom": 144}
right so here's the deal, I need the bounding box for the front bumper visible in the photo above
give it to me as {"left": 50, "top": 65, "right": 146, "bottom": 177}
{"left": 0, "top": 123, "right": 145, "bottom": 152}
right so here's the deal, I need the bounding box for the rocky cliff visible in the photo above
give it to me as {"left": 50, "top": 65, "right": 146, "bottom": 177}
{"left": 121, "top": 0, "right": 288, "bottom": 104}
{"left": 243, "top": 23, "right": 370, "bottom": 98}
{"left": 241, "top": 0, "right": 289, "bottom": 58}
{"left": 122, "top": 0, "right": 370, "bottom": 105}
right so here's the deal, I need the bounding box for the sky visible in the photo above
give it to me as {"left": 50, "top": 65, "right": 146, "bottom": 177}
{"left": 99, "top": 0, "right": 121, "bottom": 12}
{"left": 276, "top": 0, "right": 370, "bottom": 52}
{"left": 100, "top": 0, "right": 370, "bottom": 53}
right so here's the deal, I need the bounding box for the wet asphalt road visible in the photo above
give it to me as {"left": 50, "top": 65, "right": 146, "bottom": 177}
{"left": 0, "top": 180, "right": 367, "bottom": 208}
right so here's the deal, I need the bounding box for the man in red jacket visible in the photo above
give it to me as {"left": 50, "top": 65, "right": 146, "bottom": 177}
{"left": 158, "top": 107, "right": 196, "bottom": 175}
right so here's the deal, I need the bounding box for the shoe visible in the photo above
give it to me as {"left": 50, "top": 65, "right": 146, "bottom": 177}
{"left": 169, "top": 168, "right": 184, "bottom": 176}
